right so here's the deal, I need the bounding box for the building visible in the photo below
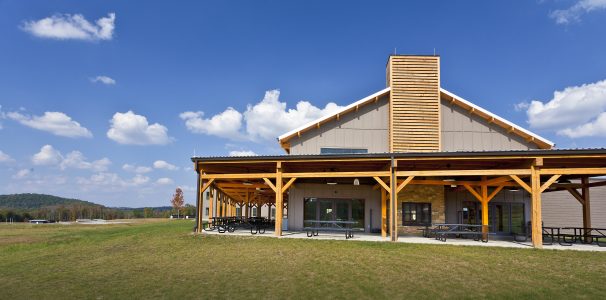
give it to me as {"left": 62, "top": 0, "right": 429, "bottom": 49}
{"left": 192, "top": 55, "right": 606, "bottom": 248}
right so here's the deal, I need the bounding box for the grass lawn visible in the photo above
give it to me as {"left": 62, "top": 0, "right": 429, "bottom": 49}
{"left": 1, "top": 220, "right": 606, "bottom": 299}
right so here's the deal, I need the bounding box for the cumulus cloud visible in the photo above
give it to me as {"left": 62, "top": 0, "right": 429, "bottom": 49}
{"left": 76, "top": 173, "right": 149, "bottom": 188}
{"left": 522, "top": 79, "right": 606, "bottom": 138}
{"left": 21, "top": 13, "right": 115, "bottom": 41}
{"left": 107, "top": 111, "right": 172, "bottom": 145}
{"left": 180, "top": 90, "right": 344, "bottom": 142}
{"left": 13, "top": 168, "right": 32, "bottom": 179}
{"left": 31, "top": 145, "right": 111, "bottom": 171}
{"left": 156, "top": 177, "right": 174, "bottom": 185}
{"left": 60, "top": 151, "right": 111, "bottom": 172}
{"left": 7, "top": 111, "right": 92, "bottom": 138}
{"left": 91, "top": 75, "right": 116, "bottom": 85}
{"left": 228, "top": 150, "right": 257, "bottom": 156}
{"left": 122, "top": 163, "right": 152, "bottom": 174}
{"left": 153, "top": 160, "right": 178, "bottom": 171}
{"left": 32, "top": 145, "right": 63, "bottom": 165}
{"left": 0, "top": 150, "right": 14, "bottom": 163}
{"left": 550, "top": 0, "right": 606, "bottom": 24}
{"left": 179, "top": 109, "right": 243, "bottom": 139}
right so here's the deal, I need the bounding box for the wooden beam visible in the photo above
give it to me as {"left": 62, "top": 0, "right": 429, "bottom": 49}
{"left": 200, "top": 178, "right": 215, "bottom": 193}
{"left": 202, "top": 173, "right": 277, "bottom": 179}
{"left": 263, "top": 178, "right": 277, "bottom": 193}
{"left": 374, "top": 177, "right": 391, "bottom": 194}
{"left": 463, "top": 184, "right": 483, "bottom": 202}
{"left": 509, "top": 175, "right": 532, "bottom": 193}
{"left": 281, "top": 178, "right": 297, "bottom": 193}
{"left": 481, "top": 180, "right": 489, "bottom": 240}
{"left": 582, "top": 177, "right": 591, "bottom": 243}
{"left": 531, "top": 164, "right": 543, "bottom": 248}
{"left": 540, "top": 168, "right": 606, "bottom": 175}
{"left": 484, "top": 176, "right": 514, "bottom": 186}
{"left": 487, "top": 185, "right": 504, "bottom": 202}
{"left": 396, "top": 176, "right": 415, "bottom": 194}
{"left": 274, "top": 162, "right": 283, "bottom": 236}
{"left": 564, "top": 187, "right": 585, "bottom": 205}
{"left": 381, "top": 189, "right": 387, "bottom": 238}
{"left": 540, "top": 175, "right": 561, "bottom": 193}
{"left": 396, "top": 169, "right": 532, "bottom": 177}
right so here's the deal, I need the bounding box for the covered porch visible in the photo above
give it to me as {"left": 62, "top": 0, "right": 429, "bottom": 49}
{"left": 192, "top": 149, "right": 606, "bottom": 248}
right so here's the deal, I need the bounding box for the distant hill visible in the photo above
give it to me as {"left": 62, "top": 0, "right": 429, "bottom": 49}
{"left": 0, "top": 193, "right": 102, "bottom": 210}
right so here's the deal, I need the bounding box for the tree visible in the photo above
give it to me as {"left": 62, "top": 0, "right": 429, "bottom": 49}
{"left": 171, "top": 187, "right": 185, "bottom": 218}
{"left": 143, "top": 207, "right": 153, "bottom": 218}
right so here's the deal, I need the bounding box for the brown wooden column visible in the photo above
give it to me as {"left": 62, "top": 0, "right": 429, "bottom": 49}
{"left": 196, "top": 172, "right": 203, "bottom": 233}
{"left": 480, "top": 180, "right": 489, "bottom": 240}
{"left": 531, "top": 161, "right": 543, "bottom": 248}
{"left": 390, "top": 160, "right": 398, "bottom": 241}
{"left": 275, "top": 162, "right": 283, "bottom": 236}
{"left": 245, "top": 191, "right": 249, "bottom": 218}
{"left": 582, "top": 177, "right": 591, "bottom": 242}
{"left": 209, "top": 188, "right": 214, "bottom": 220}
{"left": 381, "top": 189, "right": 387, "bottom": 238}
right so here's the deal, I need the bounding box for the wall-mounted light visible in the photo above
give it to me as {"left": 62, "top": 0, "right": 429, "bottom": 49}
{"left": 327, "top": 180, "right": 337, "bottom": 185}
{"left": 443, "top": 179, "right": 457, "bottom": 188}
{"left": 353, "top": 178, "right": 360, "bottom": 186}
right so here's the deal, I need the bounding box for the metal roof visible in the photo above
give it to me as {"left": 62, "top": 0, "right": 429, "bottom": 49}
{"left": 192, "top": 148, "right": 606, "bottom": 162}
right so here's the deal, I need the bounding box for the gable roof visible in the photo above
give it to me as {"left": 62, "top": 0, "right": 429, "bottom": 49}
{"left": 278, "top": 87, "right": 554, "bottom": 151}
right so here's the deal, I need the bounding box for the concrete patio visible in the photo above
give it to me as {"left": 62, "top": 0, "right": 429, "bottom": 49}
{"left": 200, "top": 229, "right": 606, "bottom": 252}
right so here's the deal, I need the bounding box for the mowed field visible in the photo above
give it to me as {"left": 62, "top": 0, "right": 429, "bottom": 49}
{"left": 1, "top": 220, "right": 606, "bottom": 299}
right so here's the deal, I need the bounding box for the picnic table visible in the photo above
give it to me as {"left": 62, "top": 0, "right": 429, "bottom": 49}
{"left": 206, "top": 217, "right": 273, "bottom": 234}
{"left": 303, "top": 220, "right": 360, "bottom": 239}
{"left": 541, "top": 226, "right": 572, "bottom": 246}
{"left": 560, "top": 227, "right": 606, "bottom": 246}
{"left": 428, "top": 223, "right": 488, "bottom": 243}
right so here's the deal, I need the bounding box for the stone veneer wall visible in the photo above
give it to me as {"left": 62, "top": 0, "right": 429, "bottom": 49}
{"left": 397, "top": 185, "right": 445, "bottom": 234}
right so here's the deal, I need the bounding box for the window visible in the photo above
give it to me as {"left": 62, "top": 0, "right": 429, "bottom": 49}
{"left": 271, "top": 208, "right": 275, "bottom": 218}
{"left": 205, "top": 191, "right": 210, "bottom": 199}
{"left": 403, "top": 202, "right": 431, "bottom": 226}
{"left": 320, "top": 148, "right": 368, "bottom": 154}
{"left": 236, "top": 207, "right": 241, "bottom": 217}
{"left": 205, "top": 207, "right": 209, "bottom": 216}
{"left": 252, "top": 207, "right": 257, "bottom": 217}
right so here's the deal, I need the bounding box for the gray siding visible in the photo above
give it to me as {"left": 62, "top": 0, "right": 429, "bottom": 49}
{"left": 289, "top": 95, "right": 389, "bottom": 155}
{"left": 287, "top": 183, "right": 381, "bottom": 232}
{"left": 440, "top": 98, "right": 538, "bottom": 151}
{"left": 542, "top": 183, "right": 606, "bottom": 228}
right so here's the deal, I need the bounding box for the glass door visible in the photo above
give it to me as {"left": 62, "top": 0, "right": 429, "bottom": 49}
{"left": 335, "top": 201, "right": 350, "bottom": 221}
{"left": 319, "top": 200, "right": 334, "bottom": 221}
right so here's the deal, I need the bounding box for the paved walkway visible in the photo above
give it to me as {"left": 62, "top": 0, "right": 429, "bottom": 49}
{"left": 201, "top": 229, "right": 606, "bottom": 252}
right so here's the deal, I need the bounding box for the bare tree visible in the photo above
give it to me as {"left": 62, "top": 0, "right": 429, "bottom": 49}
{"left": 171, "top": 187, "right": 185, "bottom": 219}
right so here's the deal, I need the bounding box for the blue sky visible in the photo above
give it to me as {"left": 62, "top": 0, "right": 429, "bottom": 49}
{"left": 1, "top": 0, "right": 606, "bottom": 207}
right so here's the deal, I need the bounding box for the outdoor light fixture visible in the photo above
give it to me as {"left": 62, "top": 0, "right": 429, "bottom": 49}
{"left": 242, "top": 181, "right": 253, "bottom": 186}
{"left": 327, "top": 180, "right": 338, "bottom": 185}
{"left": 443, "top": 178, "right": 457, "bottom": 188}
{"left": 353, "top": 178, "right": 360, "bottom": 186}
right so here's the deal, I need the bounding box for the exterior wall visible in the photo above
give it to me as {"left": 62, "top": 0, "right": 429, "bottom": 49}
{"left": 288, "top": 95, "right": 389, "bottom": 155}
{"left": 445, "top": 189, "right": 531, "bottom": 228}
{"left": 397, "top": 185, "right": 445, "bottom": 234}
{"left": 542, "top": 183, "right": 606, "bottom": 228}
{"left": 287, "top": 183, "right": 381, "bottom": 232}
{"left": 440, "top": 98, "right": 539, "bottom": 151}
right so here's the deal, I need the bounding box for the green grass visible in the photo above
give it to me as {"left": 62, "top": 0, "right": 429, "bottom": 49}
{"left": 1, "top": 220, "right": 606, "bottom": 299}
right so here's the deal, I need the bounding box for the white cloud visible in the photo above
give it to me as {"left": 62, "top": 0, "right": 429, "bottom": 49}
{"left": 0, "top": 150, "right": 14, "bottom": 163}
{"left": 180, "top": 109, "right": 243, "bottom": 139}
{"left": 156, "top": 177, "right": 174, "bottom": 185}
{"left": 153, "top": 160, "right": 178, "bottom": 171}
{"left": 60, "top": 151, "right": 111, "bottom": 172}
{"left": 76, "top": 172, "right": 150, "bottom": 188}
{"left": 32, "top": 145, "right": 63, "bottom": 166}
{"left": 180, "top": 89, "right": 344, "bottom": 142}
{"left": 21, "top": 13, "right": 115, "bottom": 41}
{"left": 229, "top": 150, "right": 257, "bottom": 156}
{"left": 91, "top": 75, "right": 116, "bottom": 85}
{"left": 7, "top": 111, "right": 92, "bottom": 138}
{"left": 31, "top": 145, "right": 111, "bottom": 171}
{"left": 107, "top": 111, "right": 172, "bottom": 145}
{"left": 122, "top": 163, "right": 152, "bottom": 174}
{"left": 550, "top": 0, "right": 606, "bottom": 24}
{"left": 522, "top": 79, "right": 606, "bottom": 138}
{"left": 13, "top": 169, "right": 31, "bottom": 179}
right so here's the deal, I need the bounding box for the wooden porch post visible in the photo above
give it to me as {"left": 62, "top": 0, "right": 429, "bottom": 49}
{"left": 381, "top": 189, "right": 387, "bottom": 238}
{"left": 582, "top": 177, "right": 591, "bottom": 242}
{"left": 531, "top": 161, "right": 543, "bottom": 248}
{"left": 275, "top": 162, "right": 283, "bottom": 236}
{"left": 244, "top": 191, "right": 249, "bottom": 218}
{"left": 480, "top": 179, "right": 489, "bottom": 241}
{"left": 196, "top": 172, "right": 202, "bottom": 233}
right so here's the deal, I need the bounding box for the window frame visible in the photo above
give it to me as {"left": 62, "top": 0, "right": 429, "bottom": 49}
{"left": 402, "top": 202, "right": 432, "bottom": 226}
